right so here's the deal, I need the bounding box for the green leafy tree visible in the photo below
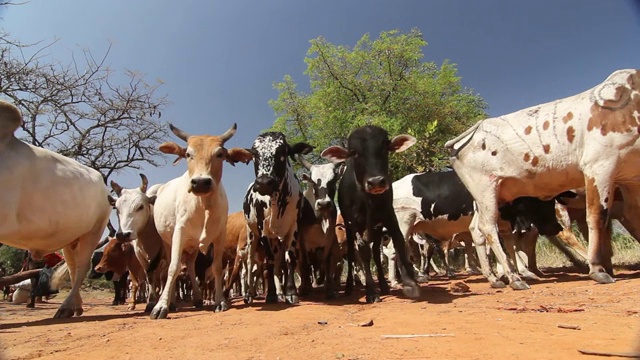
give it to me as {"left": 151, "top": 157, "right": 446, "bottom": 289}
{"left": 270, "top": 28, "right": 487, "bottom": 177}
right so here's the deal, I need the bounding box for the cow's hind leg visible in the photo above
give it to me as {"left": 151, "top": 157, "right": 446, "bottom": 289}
{"left": 372, "top": 238, "right": 390, "bottom": 296}
{"left": 358, "top": 243, "right": 379, "bottom": 303}
{"left": 584, "top": 174, "right": 615, "bottom": 284}
{"left": 54, "top": 230, "right": 101, "bottom": 318}
{"left": 618, "top": 185, "right": 640, "bottom": 243}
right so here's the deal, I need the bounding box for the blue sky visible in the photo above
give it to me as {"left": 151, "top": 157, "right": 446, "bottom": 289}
{"left": 2, "top": 0, "right": 639, "bottom": 214}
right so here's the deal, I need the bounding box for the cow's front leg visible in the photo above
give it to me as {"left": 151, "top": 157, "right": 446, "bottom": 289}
{"left": 584, "top": 174, "right": 615, "bottom": 284}
{"left": 372, "top": 238, "right": 390, "bottom": 295}
{"left": 151, "top": 230, "right": 184, "bottom": 319}
{"left": 212, "top": 239, "right": 230, "bottom": 312}
{"left": 284, "top": 247, "right": 299, "bottom": 304}
{"left": 469, "top": 213, "right": 507, "bottom": 289}
{"left": 358, "top": 243, "right": 379, "bottom": 303}
{"left": 385, "top": 223, "right": 420, "bottom": 299}
{"left": 261, "top": 236, "right": 279, "bottom": 303}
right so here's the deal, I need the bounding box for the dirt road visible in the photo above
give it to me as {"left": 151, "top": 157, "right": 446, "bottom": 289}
{"left": 1, "top": 268, "right": 639, "bottom": 360}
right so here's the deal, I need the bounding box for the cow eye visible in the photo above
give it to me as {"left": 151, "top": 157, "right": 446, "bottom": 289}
{"left": 216, "top": 152, "right": 224, "bottom": 159}
{"left": 136, "top": 204, "right": 144, "bottom": 212}
{"left": 185, "top": 152, "right": 192, "bottom": 159}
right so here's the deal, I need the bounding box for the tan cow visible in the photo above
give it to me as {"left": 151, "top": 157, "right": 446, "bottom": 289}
{"left": 150, "top": 124, "right": 252, "bottom": 319}
{"left": 446, "top": 69, "right": 640, "bottom": 289}
{"left": 94, "top": 237, "right": 147, "bottom": 310}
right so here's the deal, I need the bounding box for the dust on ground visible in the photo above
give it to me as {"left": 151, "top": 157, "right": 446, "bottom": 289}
{"left": 1, "top": 268, "right": 639, "bottom": 360}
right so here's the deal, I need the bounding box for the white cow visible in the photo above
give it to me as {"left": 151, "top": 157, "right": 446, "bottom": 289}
{"left": 150, "top": 123, "right": 252, "bottom": 319}
{"left": 0, "top": 100, "right": 111, "bottom": 318}
{"left": 446, "top": 69, "right": 640, "bottom": 289}
{"left": 109, "top": 174, "right": 168, "bottom": 309}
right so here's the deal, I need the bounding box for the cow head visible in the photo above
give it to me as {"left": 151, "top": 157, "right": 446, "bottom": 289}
{"left": 158, "top": 123, "right": 252, "bottom": 195}
{"left": 245, "top": 132, "right": 314, "bottom": 196}
{"left": 109, "top": 174, "right": 156, "bottom": 242}
{"left": 298, "top": 154, "right": 343, "bottom": 216}
{"left": 499, "top": 191, "right": 577, "bottom": 236}
{"left": 321, "top": 125, "right": 416, "bottom": 195}
{"left": 93, "top": 237, "right": 132, "bottom": 276}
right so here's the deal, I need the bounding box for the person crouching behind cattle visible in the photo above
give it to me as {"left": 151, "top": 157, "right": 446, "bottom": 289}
{"left": 22, "top": 250, "right": 64, "bottom": 308}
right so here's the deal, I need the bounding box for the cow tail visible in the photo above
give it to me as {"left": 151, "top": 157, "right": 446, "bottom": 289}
{"left": 147, "top": 248, "right": 163, "bottom": 274}
{"left": 444, "top": 121, "right": 481, "bottom": 157}
{"left": 49, "top": 261, "right": 69, "bottom": 291}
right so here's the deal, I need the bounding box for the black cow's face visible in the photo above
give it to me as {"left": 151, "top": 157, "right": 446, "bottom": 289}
{"left": 321, "top": 125, "right": 416, "bottom": 195}
{"left": 249, "top": 132, "right": 313, "bottom": 196}
{"left": 500, "top": 191, "right": 577, "bottom": 236}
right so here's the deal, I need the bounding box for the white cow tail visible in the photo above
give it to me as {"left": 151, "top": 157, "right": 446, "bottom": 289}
{"left": 444, "top": 120, "right": 481, "bottom": 156}
{"left": 50, "top": 261, "right": 70, "bottom": 290}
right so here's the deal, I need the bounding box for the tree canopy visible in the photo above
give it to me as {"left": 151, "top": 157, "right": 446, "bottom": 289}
{"left": 269, "top": 28, "right": 487, "bottom": 177}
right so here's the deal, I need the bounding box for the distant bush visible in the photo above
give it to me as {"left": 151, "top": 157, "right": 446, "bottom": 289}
{"left": 0, "top": 245, "right": 25, "bottom": 274}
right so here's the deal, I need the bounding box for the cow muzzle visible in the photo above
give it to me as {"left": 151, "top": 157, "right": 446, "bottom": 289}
{"left": 315, "top": 199, "right": 333, "bottom": 213}
{"left": 115, "top": 231, "right": 132, "bottom": 242}
{"left": 190, "top": 177, "right": 213, "bottom": 195}
{"left": 253, "top": 176, "right": 278, "bottom": 196}
{"left": 365, "top": 176, "right": 388, "bottom": 195}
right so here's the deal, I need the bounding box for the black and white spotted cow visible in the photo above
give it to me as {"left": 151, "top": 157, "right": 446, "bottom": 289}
{"left": 392, "top": 170, "right": 576, "bottom": 289}
{"left": 296, "top": 154, "right": 343, "bottom": 299}
{"left": 321, "top": 125, "right": 420, "bottom": 303}
{"left": 242, "top": 132, "right": 313, "bottom": 304}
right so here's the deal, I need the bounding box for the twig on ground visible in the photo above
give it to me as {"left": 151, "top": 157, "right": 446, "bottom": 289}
{"left": 382, "top": 334, "right": 454, "bottom": 339}
{"left": 557, "top": 324, "right": 581, "bottom": 330}
{"left": 578, "top": 349, "right": 640, "bottom": 358}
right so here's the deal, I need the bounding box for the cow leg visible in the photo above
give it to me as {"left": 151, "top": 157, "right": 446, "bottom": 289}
{"left": 244, "top": 233, "right": 256, "bottom": 304}
{"left": 382, "top": 241, "right": 398, "bottom": 288}
{"left": 343, "top": 227, "right": 356, "bottom": 296}
{"left": 150, "top": 230, "right": 185, "bottom": 319}
{"left": 358, "top": 242, "right": 379, "bottom": 303}
{"left": 283, "top": 232, "right": 299, "bottom": 304}
{"left": 584, "top": 174, "right": 615, "bottom": 284}
{"left": 518, "top": 228, "right": 543, "bottom": 279}
{"left": 261, "top": 236, "right": 279, "bottom": 303}
{"left": 384, "top": 221, "right": 419, "bottom": 299}
{"left": 372, "top": 237, "right": 390, "bottom": 296}
{"left": 54, "top": 230, "right": 100, "bottom": 318}
{"left": 225, "top": 252, "right": 243, "bottom": 298}
{"left": 442, "top": 240, "right": 454, "bottom": 279}
{"left": 469, "top": 210, "right": 524, "bottom": 290}
{"left": 323, "top": 239, "right": 339, "bottom": 299}
{"left": 184, "top": 252, "right": 203, "bottom": 309}
{"left": 128, "top": 276, "right": 140, "bottom": 311}
{"left": 211, "top": 240, "right": 229, "bottom": 312}
{"left": 618, "top": 185, "right": 640, "bottom": 243}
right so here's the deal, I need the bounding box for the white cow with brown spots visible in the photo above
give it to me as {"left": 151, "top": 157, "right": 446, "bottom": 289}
{"left": 446, "top": 69, "right": 640, "bottom": 289}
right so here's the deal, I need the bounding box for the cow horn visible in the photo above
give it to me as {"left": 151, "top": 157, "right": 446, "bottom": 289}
{"left": 220, "top": 123, "right": 237, "bottom": 144}
{"left": 169, "top": 123, "right": 190, "bottom": 142}
{"left": 110, "top": 180, "right": 123, "bottom": 196}
{"left": 139, "top": 173, "right": 148, "bottom": 193}
{"left": 297, "top": 154, "right": 312, "bottom": 170}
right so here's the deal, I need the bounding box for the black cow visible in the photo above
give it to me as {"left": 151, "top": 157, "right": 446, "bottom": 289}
{"left": 321, "top": 125, "right": 420, "bottom": 303}
{"left": 242, "top": 132, "right": 313, "bottom": 304}
{"left": 392, "top": 170, "right": 575, "bottom": 288}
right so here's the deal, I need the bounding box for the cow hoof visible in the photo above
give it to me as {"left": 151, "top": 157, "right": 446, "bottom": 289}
{"left": 214, "top": 301, "right": 230, "bottom": 313}
{"left": 145, "top": 302, "right": 156, "bottom": 313}
{"left": 490, "top": 280, "right": 506, "bottom": 289}
{"left": 285, "top": 294, "right": 299, "bottom": 304}
{"left": 590, "top": 272, "right": 615, "bottom": 284}
{"left": 415, "top": 275, "right": 429, "bottom": 284}
{"left": 193, "top": 299, "right": 204, "bottom": 309}
{"left": 521, "top": 271, "right": 541, "bottom": 282}
{"left": 266, "top": 294, "right": 279, "bottom": 304}
{"left": 365, "top": 294, "right": 381, "bottom": 304}
{"left": 127, "top": 304, "right": 136, "bottom": 311}
{"left": 243, "top": 295, "right": 253, "bottom": 304}
{"left": 402, "top": 282, "right": 420, "bottom": 299}
{"left": 53, "top": 307, "right": 74, "bottom": 319}
{"left": 510, "top": 280, "right": 530, "bottom": 290}
{"left": 26, "top": 303, "right": 35, "bottom": 309}
{"left": 150, "top": 306, "right": 169, "bottom": 320}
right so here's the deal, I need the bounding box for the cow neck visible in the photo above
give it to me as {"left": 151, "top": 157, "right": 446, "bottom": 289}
{"left": 139, "top": 204, "right": 162, "bottom": 253}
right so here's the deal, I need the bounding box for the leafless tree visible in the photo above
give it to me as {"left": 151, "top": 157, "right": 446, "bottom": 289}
{"left": 0, "top": 5, "right": 169, "bottom": 181}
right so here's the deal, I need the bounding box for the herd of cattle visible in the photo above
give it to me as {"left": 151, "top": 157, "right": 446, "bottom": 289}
{"left": 0, "top": 68, "right": 639, "bottom": 319}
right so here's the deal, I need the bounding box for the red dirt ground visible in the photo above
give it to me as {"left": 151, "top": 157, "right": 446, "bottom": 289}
{"left": 1, "top": 268, "right": 639, "bottom": 360}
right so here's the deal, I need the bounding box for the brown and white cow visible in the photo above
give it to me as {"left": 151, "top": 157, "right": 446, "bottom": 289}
{"left": 150, "top": 123, "right": 252, "bottom": 319}
{"left": 94, "top": 237, "right": 147, "bottom": 310}
{"left": 446, "top": 69, "right": 640, "bottom": 289}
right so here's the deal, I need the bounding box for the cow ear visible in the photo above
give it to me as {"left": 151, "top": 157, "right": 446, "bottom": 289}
{"left": 147, "top": 195, "right": 157, "bottom": 205}
{"left": 389, "top": 134, "right": 417, "bottom": 153}
{"left": 289, "top": 142, "right": 314, "bottom": 159}
{"left": 159, "top": 142, "right": 186, "bottom": 165}
{"left": 321, "top": 146, "right": 349, "bottom": 164}
{"left": 107, "top": 195, "right": 116, "bottom": 208}
{"left": 226, "top": 147, "right": 254, "bottom": 165}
